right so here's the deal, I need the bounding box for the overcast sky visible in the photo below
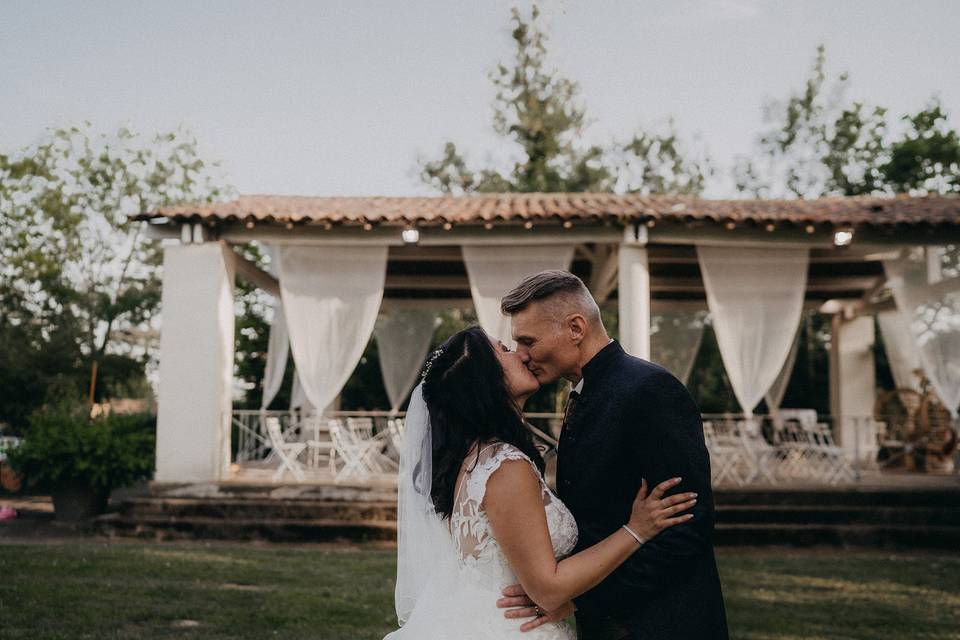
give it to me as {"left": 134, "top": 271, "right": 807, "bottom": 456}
{"left": 3, "top": 0, "right": 958, "bottom": 198}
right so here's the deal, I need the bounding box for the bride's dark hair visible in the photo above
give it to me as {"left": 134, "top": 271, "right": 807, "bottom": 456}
{"left": 421, "top": 325, "right": 545, "bottom": 520}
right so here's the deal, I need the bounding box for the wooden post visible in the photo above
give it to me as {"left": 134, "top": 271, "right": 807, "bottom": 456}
{"left": 87, "top": 360, "right": 98, "bottom": 406}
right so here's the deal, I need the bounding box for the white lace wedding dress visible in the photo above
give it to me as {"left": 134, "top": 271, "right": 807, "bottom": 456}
{"left": 385, "top": 442, "right": 579, "bottom": 639}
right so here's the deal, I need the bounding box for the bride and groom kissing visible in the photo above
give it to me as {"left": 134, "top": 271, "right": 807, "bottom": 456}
{"left": 385, "top": 270, "right": 728, "bottom": 640}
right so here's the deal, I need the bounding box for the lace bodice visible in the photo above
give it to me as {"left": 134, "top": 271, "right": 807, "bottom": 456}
{"left": 449, "top": 442, "right": 578, "bottom": 591}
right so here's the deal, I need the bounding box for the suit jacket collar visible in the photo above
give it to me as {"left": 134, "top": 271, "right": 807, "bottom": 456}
{"left": 579, "top": 339, "right": 623, "bottom": 391}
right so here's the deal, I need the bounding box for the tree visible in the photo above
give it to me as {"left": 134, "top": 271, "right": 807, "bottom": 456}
{"left": 420, "top": 5, "right": 708, "bottom": 195}
{"left": 735, "top": 45, "right": 888, "bottom": 198}
{"left": 0, "top": 125, "right": 229, "bottom": 428}
{"left": 736, "top": 46, "right": 959, "bottom": 200}
{"left": 880, "top": 100, "right": 960, "bottom": 195}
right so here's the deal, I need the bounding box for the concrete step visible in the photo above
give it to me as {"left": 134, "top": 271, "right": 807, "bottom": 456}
{"left": 97, "top": 484, "right": 960, "bottom": 547}
{"left": 715, "top": 505, "right": 960, "bottom": 526}
{"left": 146, "top": 481, "right": 397, "bottom": 502}
{"left": 713, "top": 488, "right": 960, "bottom": 508}
{"left": 120, "top": 497, "right": 397, "bottom": 522}
{"left": 714, "top": 523, "right": 960, "bottom": 550}
{"left": 96, "top": 512, "right": 397, "bottom": 543}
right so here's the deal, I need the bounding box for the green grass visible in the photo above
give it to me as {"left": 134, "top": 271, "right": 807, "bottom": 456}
{"left": 1, "top": 543, "right": 958, "bottom": 639}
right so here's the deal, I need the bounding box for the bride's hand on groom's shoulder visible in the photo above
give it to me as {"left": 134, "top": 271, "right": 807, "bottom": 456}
{"left": 497, "top": 585, "right": 574, "bottom": 632}
{"left": 628, "top": 477, "right": 698, "bottom": 543}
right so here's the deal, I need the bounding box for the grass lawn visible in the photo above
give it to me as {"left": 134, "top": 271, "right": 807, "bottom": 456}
{"left": 1, "top": 542, "right": 959, "bottom": 640}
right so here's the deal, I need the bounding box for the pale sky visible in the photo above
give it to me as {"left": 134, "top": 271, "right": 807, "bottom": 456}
{"left": 2, "top": 0, "right": 958, "bottom": 198}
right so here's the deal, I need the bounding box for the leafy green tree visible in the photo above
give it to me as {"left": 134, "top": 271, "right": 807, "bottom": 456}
{"left": 735, "top": 45, "right": 888, "bottom": 198}
{"left": 880, "top": 100, "right": 960, "bottom": 194}
{"left": 736, "top": 46, "right": 959, "bottom": 200}
{"left": 0, "top": 125, "right": 229, "bottom": 428}
{"left": 420, "top": 5, "right": 708, "bottom": 196}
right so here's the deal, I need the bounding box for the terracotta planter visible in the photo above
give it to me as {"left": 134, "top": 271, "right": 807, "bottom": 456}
{"left": 51, "top": 486, "right": 109, "bottom": 522}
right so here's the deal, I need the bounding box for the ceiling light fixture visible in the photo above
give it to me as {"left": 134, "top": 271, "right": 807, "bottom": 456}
{"left": 401, "top": 227, "right": 420, "bottom": 244}
{"left": 833, "top": 229, "right": 854, "bottom": 247}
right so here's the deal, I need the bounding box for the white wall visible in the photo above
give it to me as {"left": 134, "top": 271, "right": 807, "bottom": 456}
{"left": 155, "top": 242, "right": 236, "bottom": 483}
{"left": 830, "top": 314, "right": 876, "bottom": 451}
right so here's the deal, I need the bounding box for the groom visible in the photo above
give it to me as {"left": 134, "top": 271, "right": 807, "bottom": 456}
{"left": 496, "top": 271, "right": 728, "bottom": 640}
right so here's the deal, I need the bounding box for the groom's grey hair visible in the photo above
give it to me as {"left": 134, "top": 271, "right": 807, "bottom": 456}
{"left": 500, "top": 270, "right": 603, "bottom": 327}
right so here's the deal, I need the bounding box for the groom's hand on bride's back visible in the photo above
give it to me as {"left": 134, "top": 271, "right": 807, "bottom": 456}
{"left": 497, "top": 586, "right": 575, "bottom": 632}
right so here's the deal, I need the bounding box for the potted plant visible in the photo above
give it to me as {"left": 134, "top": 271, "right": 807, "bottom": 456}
{"left": 6, "top": 404, "right": 155, "bottom": 521}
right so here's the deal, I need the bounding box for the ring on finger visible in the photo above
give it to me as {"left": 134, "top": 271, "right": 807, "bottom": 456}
{"left": 534, "top": 606, "right": 543, "bottom": 617}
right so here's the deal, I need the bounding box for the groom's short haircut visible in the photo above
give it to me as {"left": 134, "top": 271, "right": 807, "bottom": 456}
{"left": 500, "top": 270, "right": 602, "bottom": 327}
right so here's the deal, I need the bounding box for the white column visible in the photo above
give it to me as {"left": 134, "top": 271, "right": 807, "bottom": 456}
{"left": 155, "top": 242, "right": 236, "bottom": 483}
{"left": 829, "top": 313, "right": 875, "bottom": 451}
{"left": 618, "top": 225, "right": 651, "bottom": 360}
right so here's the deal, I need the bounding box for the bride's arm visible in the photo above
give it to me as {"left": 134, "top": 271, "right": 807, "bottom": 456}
{"left": 484, "top": 461, "right": 694, "bottom": 613}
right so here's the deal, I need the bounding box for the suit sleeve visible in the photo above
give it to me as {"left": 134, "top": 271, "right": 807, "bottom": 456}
{"left": 572, "top": 368, "right": 715, "bottom": 616}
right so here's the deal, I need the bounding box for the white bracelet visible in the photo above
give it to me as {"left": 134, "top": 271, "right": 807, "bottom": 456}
{"left": 621, "top": 524, "right": 645, "bottom": 546}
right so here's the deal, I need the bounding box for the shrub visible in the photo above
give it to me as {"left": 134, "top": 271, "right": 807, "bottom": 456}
{"left": 6, "top": 404, "right": 155, "bottom": 493}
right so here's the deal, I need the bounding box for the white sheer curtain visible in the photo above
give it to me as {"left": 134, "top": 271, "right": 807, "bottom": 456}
{"left": 260, "top": 301, "right": 289, "bottom": 410}
{"left": 260, "top": 244, "right": 289, "bottom": 410}
{"left": 276, "top": 245, "right": 388, "bottom": 415}
{"left": 697, "top": 245, "right": 809, "bottom": 415}
{"left": 764, "top": 321, "right": 802, "bottom": 413}
{"left": 290, "top": 371, "right": 315, "bottom": 413}
{"left": 375, "top": 309, "right": 438, "bottom": 412}
{"left": 650, "top": 309, "right": 707, "bottom": 385}
{"left": 462, "top": 245, "right": 575, "bottom": 344}
{"left": 877, "top": 308, "right": 924, "bottom": 391}
{"left": 883, "top": 246, "right": 960, "bottom": 418}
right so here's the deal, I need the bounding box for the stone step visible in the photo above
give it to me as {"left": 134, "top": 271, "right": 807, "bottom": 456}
{"left": 121, "top": 497, "right": 397, "bottom": 521}
{"left": 714, "top": 523, "right": 960, "bottom": 550}
{"left": 713, "top": 488, "right": 960, "bottom": 508}
{"left": 147, "top": 481, "right": 397, "bottom": 502}
{"left": 96, "top": 513, "right": 397, "bottom": 543}
{"left": 121, "top": 498, "right": 960, "bottom": 527}
{"left": 715, "top": 505, "right": 960, "bottom": 526}
{"left": 97, "top": 512, "right": 960, "bottom": 549}
{"left": 98, "top": 484, "right": 960, "bottom": 547}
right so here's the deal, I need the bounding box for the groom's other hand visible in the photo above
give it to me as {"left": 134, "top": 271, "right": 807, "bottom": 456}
{"left": 498, "top": 584, "right": 574, "bottom": 632}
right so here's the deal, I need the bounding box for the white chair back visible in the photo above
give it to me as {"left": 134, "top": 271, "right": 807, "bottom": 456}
{"left": 346, "top": 417, "right": 375, "bottom": 440}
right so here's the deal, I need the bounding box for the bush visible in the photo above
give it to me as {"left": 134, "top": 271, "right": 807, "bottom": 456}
{"left": 6, "top": 404, "right": 155, "bottom": 493}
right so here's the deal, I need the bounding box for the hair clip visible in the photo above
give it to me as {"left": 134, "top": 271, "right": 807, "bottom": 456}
{"left": 421, "top": 347, "right": 444, "bottom": 381}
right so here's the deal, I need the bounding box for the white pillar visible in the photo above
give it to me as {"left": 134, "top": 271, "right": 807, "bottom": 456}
{"left": 618, "top": 225, "right": 651, "bottom": 360}
{"left": 155, "top": 242, "right": 236, "bottom": 483}
{"left": 829, "top": 313, "right": 875, "bottom": 451}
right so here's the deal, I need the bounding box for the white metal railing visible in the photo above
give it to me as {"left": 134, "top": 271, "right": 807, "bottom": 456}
{"left": 231, "top": 410, "right": 561, "bottom": 466}
{"left": 231, "top": 410, "right": 949, "bottom": 486}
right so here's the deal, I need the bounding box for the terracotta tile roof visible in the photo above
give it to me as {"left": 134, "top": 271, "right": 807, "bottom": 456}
{"left": 136, "top": 193, "right": 960, "bottom": 228}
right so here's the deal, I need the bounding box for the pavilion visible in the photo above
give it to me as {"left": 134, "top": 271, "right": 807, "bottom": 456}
{"left": 136, "top": 193, "right": 960, "bottom": 484}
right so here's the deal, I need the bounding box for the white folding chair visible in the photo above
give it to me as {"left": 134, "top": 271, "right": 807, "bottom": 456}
{"left": 386, "top": 419, "right": 404, "bottom": 462}
{"left": 806, "top": 421, "right": 855, "bottom": 484}
{"left": 265, "top": 416, "right": 307, "bottom": 482}
{"left": 739, "top": 418, "right": 779, "bottom": 485}
{"left": 328, "top": 420, "right": 379, "bottom": 483}
{"left": 347, "top": 417, "right": 397, "bottom": 472}
{"left": 772, "top": 410, "right": 818, "bottom": 480}
{"left": 303, "top": 416, "right": 337, "bottom": 476}
{"left": 705, "top": 420, "right": 752, "bottom": 487}
{"left": 345, "top": 417, "right": 372, "bottom": 438}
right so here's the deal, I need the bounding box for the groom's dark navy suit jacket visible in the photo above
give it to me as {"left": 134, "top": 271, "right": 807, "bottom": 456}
{"left": 556, "top": 340, "right": 728, "bottom": 640}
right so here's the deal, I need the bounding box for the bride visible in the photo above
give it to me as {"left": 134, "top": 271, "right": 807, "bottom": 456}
{"left": 385, "top": 326, "right": 696, "bottom": 639}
